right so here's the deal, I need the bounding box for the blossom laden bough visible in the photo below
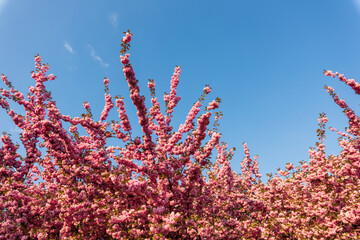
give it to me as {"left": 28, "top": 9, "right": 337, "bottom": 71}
{"left": 0, "top": 31, "right": 359, "bottom": 239}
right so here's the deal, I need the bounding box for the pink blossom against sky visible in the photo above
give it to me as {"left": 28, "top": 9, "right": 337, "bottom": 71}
{"left": 1, "top": 0, "right": 360, "bottom": 182}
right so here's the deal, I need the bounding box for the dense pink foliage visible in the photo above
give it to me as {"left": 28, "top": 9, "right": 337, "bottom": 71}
{"left": 0, "top": 31, "right": 360, "bottom": 239}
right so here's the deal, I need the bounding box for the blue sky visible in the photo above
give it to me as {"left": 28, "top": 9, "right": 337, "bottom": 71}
{"left": 1, "top": 0, "right": 360, "bottom": 182}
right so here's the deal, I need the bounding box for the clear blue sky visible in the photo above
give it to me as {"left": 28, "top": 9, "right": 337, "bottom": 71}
{"left": 1, "top": 0, "right": 360, "bottom": 182}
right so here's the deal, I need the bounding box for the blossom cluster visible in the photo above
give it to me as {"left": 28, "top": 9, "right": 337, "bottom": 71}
{"left": 0, "top": 33, "right": 359, "bottom": 239}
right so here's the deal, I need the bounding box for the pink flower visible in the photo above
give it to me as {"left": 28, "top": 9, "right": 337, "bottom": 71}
{"left": 207, "top": 100, "right": 219, "bottom": 110}
{"left": 35, "top": 55, "right": 42, "bottom": 63}
{"left": 83, "top": 102, "right": 90, "bottom": 109}
{"left": 120, "top": 54, "right": 130, "bottom": 64}
{"left": 203, "top": 86, "right": 211, "bottom": 94}
{"left": 69, "top": 125, "right": 77, "bottom": 132}
{"left": 153, "top": 206, "right": 165, "bottom": 214}
{"left": 47, "top": 74, "right": 56, "bottom": 81}
{"left": 318, "top": 117, "right": 328, "bottom": 124}
{"left": 148, "top": 81, "right": 155, "bottom": 89}
{"left": 337, "top": 99, "right": 348, "bottom": 108}
{"left": 278, "top": 170, "right": 289, "bottom": 176}
{"left": 122, "top": 32, "right": 132, "bottom": 44}
{"left": 285, "top": 163, "right": 294, "bottom": 171}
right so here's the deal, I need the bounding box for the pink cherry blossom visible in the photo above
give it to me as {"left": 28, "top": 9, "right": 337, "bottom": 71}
{"left": 122, "top": 32, "right": 132, "bottom": 44}
{"left": 0, "top": 31, "right": 359, "bottom": 239}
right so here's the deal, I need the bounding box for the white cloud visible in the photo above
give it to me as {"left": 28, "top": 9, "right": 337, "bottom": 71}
{"left": 64, "top": 41, "right": 74, "bottom": 55}
{"left": 108, "top": 13, "right": 118, "bottom": 28}
{"left": 0, "top": 0, "right": 9, "bottom": 15}
{"left": 9, "top": 127, "right": 22, "bottom": 133}
{"left": 87, "top": 44, "right": 109, "bottom": 68}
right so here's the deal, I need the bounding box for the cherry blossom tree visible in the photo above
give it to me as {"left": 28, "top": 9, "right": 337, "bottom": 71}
{"left": 0, "top": 31, "right": 359, "bottom": 239}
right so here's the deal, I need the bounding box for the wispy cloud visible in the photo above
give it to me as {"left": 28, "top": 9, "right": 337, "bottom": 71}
{"left": 87, "top": 44, "right": 109, "bottom": 68}
{"left": 108, "top": 13, "right": 118, "bottom": 28}
{"left": 64, "top": 41, "right": 74, "bottom": 55}
{"left": 0, "top": 0, "right": 9, "bottom": 16}
{"left": 9, "top": 127, "right": 22, "bottom": 134}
